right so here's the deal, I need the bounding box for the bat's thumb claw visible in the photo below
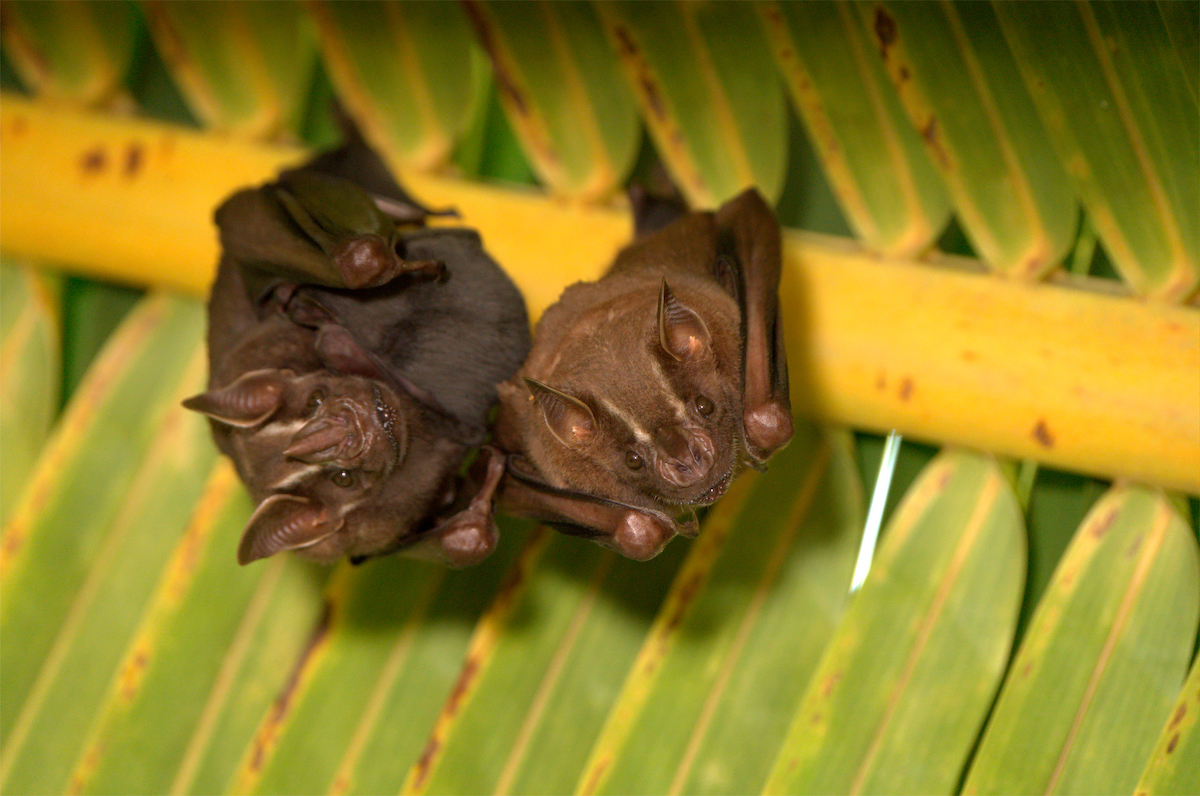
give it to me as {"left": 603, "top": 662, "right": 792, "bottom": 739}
{"left": 437, "top": 520, "right": 498, "bottom": 569}
{"left": 611, "top": 512, "right": 674, "bottom": 561}
{"left": 744, "top": 402, "right": 793, "bottom": 461}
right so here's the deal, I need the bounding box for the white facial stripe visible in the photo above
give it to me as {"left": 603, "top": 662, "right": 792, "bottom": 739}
{"left": 257, "top": 418, "right": 307, "bottom": 440}
{"left": 598, "top": 395, "right": 652, "bottom": 445}
{"left": 271, "top": 463, "right": 325, "bottom": 492}
{"left": 649, "top": 357, "right": 691, "bottom": 425}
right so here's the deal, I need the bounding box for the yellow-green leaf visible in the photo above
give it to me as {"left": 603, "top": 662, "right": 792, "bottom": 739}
{"left": 309, "top": 0, "right": 489, "bottom": 172}
{"left": 862, "top": 1, "right": 1078, "bottom": 277}
{"left": 0, "top": 294, "right": 212, "bottom": 794}
{"left": 459, "top": 0, "right": 640, "bottom": 201}
{"left": 596, "top": 0, "right": 788, "bottom": 207}
{"left": 758, "top": 1, "right": 950, "bottom": 257}
{"left": 765, "top": 450, "right": 1025, "bottom": 795}
{"left": 0, "top": 0, "right": 134, "bottom": 107}
{"left": 0, "top": 260, "right": 60, "bottom": 526}
{"left": 1135, "top": 656, "right": 1200, "bottom": 796}
{"left": 143, "top": 0, "right": 317, "bottom": 140}
{"left": 963, "top": 486, "right": 1200, "bottom": 795}
{"left": 995, "top": 1, "right": 1200, "bottom": 300}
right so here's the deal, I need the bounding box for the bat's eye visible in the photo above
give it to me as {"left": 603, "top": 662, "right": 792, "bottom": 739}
{"left": 306, "top": 389, "right": 326, "bottom": 411}
{"left": 625, "top": 451, "right": 644, "bottom": 470}
{"left": 330, "top": 469, "right": 356, "bottom": 488}
{"left": 695, "top": 395, "right": 715, "bottom": 416}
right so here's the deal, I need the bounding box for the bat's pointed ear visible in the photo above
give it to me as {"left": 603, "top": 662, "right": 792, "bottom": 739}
{"left": 524, "top": 378, "right": 595, "bottom": 448}
{"left": 182, "top": 369, "right": 288, "bottom": 428}
{"left": 238, "top": 494, "right": 340, "bottom": 564}
{"left": 657, "top": 279, "right": 710, "bottom": 362}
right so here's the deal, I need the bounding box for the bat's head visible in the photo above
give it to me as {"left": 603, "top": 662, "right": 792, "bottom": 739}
{"left": 516, "top": 277, "right": 744, "bottom": 512}
{"left": 184, "top": 368, "right": 459, "bottom": 564}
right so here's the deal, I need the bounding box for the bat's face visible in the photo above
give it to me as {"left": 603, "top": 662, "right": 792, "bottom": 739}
{"left": 516, "top": 278, "right": 744, "bottom": 513}
{"left": 185, "top": 368, "right": 457, "bottom": 563}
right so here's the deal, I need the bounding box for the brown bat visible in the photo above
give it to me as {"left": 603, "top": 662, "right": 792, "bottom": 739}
{"left": 493, "top": 188, "right": 793, "bottom": 560}
{"left": 184, "top": 140, "right": 529, "bottom": 567}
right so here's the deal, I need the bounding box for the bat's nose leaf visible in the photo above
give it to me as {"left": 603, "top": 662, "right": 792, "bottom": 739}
{"left": 284, "top": 416, "right": 347, "bottom": 463}
{"left": 655, "top": 426, "right": 715, "bottom": 487}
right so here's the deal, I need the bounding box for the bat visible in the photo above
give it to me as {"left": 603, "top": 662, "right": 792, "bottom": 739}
{"left": 493, "top": 187, "right": 793, "bottom": 560}
{"left": 183, "top": 139, "right": 530, "bottom": 567}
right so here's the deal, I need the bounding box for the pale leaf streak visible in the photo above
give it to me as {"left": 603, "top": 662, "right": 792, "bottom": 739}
{"left": 68, "top": 455, "right": 233, "bottom": 796}
{"left": 0, "top": 296, "right": 167, "bottom": 579}
{"left": 941, "top": 0, "right": 1049, "bottom": 274}
{"left": 847, "top": 466, "right": 1004, "bottom": 796}
{"left": 325, "top": 567, "right": 447, "bottom": 796}
{"left": 574, "top": 472, "right": 756, "bottom": 795}
{"left": 0, "top": 329, "right": 200, "bottom": 788}
{"left": 170, "top": 544, "right": 286, "bottom": 795}
{"left": 492, "top": 553, "right": 615, "bottom": 796}
{"left": 0, "top": 286, "right": 42, "bottom": 387}
{"left": 680, "top": 5, "right": 756, "bottom": 194}
{"left": 228, "top": 562, "right": 353, "bottom": 794}
{"left": 1044, "top": 498, "right": 1172, "bottom": 795}
{"left": 403, "top": 529, "right": 550, "bottom": 795}
{"left": 1079, "top": 2, "right": 1192, "bottom": 279}
{"left": 839, "top": 2, "right": 923, "bottom": 249}
{"left": 539, "top": 2, "right": 617, "bottom": 199}
{"left": 224, "top": 3, "right": 286, "bottom": 139}
{"left": 667, "top": 438, "right": 832, "bottom": 795}
{"left": 385, "top": 1, "right": 449, "bottom": 168}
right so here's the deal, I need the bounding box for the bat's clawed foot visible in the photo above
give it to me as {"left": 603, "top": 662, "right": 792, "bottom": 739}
{"left": 427, "top": 445, "right": 507, "bottom": 568}
{"left": 330, "top": 235, "right": 445, "bottom": 289}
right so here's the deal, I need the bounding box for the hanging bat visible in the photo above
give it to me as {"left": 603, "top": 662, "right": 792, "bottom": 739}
{"left": 493, "top": 187, "right": 793, "bottom": 560}
{"left": 183, "top": 140, "right": 530, "bottom": 567}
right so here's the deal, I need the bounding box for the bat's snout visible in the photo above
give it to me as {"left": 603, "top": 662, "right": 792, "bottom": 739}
{"left": 654, "top": 426, "right": 715, "bottom": 488}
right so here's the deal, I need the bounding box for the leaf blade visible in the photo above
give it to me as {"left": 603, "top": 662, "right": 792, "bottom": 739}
{"left": 964, "top": 486, "right": 1200, "bottom": 795}
{"left": 765, "top": 451, "right": 1026, "bottom": 795}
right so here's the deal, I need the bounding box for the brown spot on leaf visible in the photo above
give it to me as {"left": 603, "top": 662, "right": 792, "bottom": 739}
{"left": 580, "top": 757, "right": 611, "bottom": 795}
{"left": 1032, "top": 419, "right": 1054, "bottom": 448}
{"left": 1166, "top": 732, "right": 1179, "bottom": 753}
{"left": 8, "top": 115, "right": 27, "bottom": 138}
{"left": 1091, "top": 507, "right": 1119, "bottom": 539}
{"left": 1169, "top": 703, "right": 1187, "bottom": 729}
{"left": 410, "top": 737, "right": 440, "bottom": 790}
{"left": 248, "top": 599, "right": 335, "bottom": 773}
{"left": 123, "top": 143, "right": 144, "bottom": 177}
{"left": 1125, "top": 534, "right": 1143, "bottom": 558}
{"left": 898, "top": 65, "right": 910, "bottom": 81}
{"left": 898, "top": 377, "right": 914, "bottom": 401}
{"left": 873, "top": 6, "right": 898, "bottom": 56}
{"left": 612, "top": 23, "right": 668, "bottom": 122}
{"left": 960, "top": 350, "right": 979, "bottom": 362}
{"left": 821, "top": 670, "right": 843, "bottom": 697}
{"left": 80, "top": 146, "right": 106, "bottom": 175}
{"left": 445, "top": 655, "right": 479, "bottom": 716}
{"left": 875, "top": 371, "right": 887, "bottom": 391}
{"left": 460, "top": 3, "right": 529, "bottom": 118}
{"left": 664, "top": 572, "right": 702, "bottom": 634}
{"left": 921, "top": 117, "right": 950, "bottom": 169}
{"left": 119, "top": 649, "right": 150, "bottom": 701}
